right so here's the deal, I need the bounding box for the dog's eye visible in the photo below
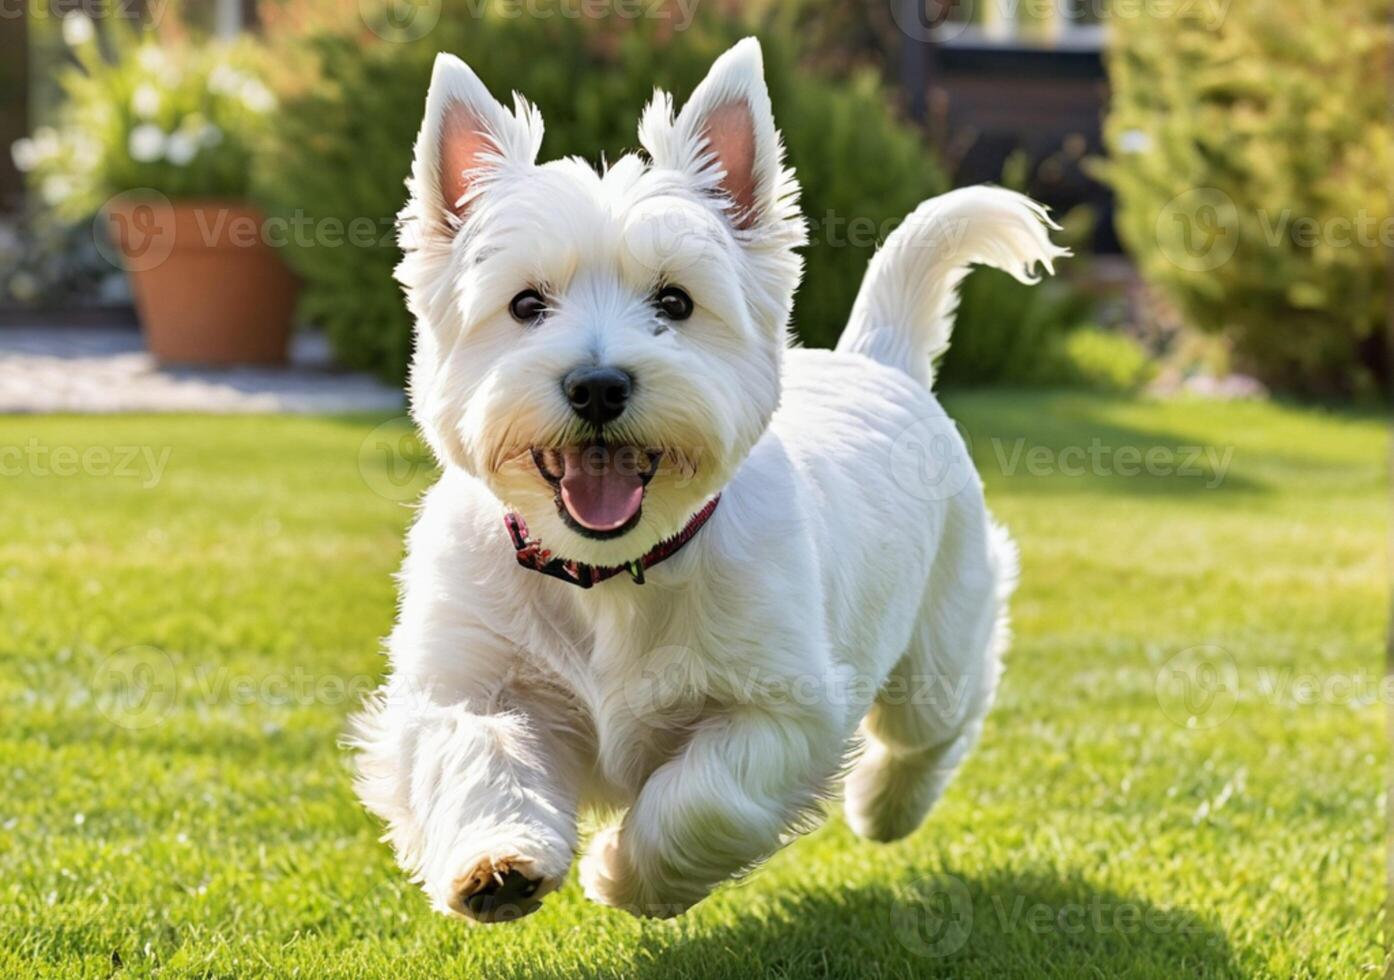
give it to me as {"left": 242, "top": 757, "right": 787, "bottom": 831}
{"left": 509, "top": 289, "right": 548, "bottom": 323}
{"left": 655, "top": 286, "right": 693, "bottom": 321}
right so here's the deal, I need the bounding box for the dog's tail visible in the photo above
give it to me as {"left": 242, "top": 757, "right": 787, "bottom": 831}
{"left": 836, "top": 186, "right": 1069, "bottom": 387}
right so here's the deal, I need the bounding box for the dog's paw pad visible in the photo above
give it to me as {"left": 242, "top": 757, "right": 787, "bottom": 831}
{"left": 451, "top": 857, "right": 544, "bottom": 923}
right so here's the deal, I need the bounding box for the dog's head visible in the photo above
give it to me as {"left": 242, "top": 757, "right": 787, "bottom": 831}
{"left": 398, "top": 38, "right": 804, "bottom": 566}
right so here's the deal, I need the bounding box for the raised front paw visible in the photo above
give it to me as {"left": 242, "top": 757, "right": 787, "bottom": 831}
{"left": 434, "top": 830, "right": 572, "bottom": 923}
{"left": 579, "top": 826, "right": 699, "bottom": 919}
{"left": 449, "top": 854, "right": 548, "bottom": 923}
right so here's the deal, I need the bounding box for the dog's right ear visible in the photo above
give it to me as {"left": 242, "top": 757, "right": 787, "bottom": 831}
{"left": 407, "top": 53, "right": 543, "bottom": 238}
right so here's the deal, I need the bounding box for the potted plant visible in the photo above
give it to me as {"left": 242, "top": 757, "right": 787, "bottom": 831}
{"left": 16, "top": 15, "right": 298, "bottom": 365}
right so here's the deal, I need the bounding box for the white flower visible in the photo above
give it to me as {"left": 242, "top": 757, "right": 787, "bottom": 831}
{"left": 132, "top": 85, "right": 161, "bottom": 119}
{"left": 71, "top": 133, "right": 102, "bottom": 170}
{"left": 136, "top": 46, "right": 166, "bottom": 73}
{"left": 12, "top": 127, "right": 63, "bottom": 172}
{"left": 164, "top": 131, "right": 198, "bottom": 166}
{"left": 32, "top": 126, "right": 60, "bottom": 158}
{"left": 1119, "top": 129, "right": 1151, "bottom": 154}
{"left": 207, "top": 64, "right": 247, "bottom": 96}
{"left": 41, "top": 175, "right": 72, "bottom": 205}
{"left": 239, "top": 79, "right": 275, "bottom": 114}
{"left": 128, "top": 124, "right": 166, "bottom": 163}
{"left": 62, "top": 12, "right": 94, "bottom": 47}
{"left": 10, "top": 138, "right": 37, "bottom": 173}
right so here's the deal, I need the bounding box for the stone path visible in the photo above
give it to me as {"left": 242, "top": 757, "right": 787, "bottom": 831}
{"left": 0, "top": 327, "right": 405, "bottom": 414}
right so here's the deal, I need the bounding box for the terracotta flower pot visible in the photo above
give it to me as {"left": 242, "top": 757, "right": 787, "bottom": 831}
{"left": 105, "top": 198, "right": 299, "bottom": 366}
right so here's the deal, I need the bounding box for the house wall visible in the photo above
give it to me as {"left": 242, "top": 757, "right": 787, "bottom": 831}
{"left": 924, "top": 42, "right": 1118, "bottom": 253}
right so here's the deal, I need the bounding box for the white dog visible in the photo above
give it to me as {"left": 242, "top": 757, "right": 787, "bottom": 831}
{"left": 351, "top": 37, "right": 1065, "bottom": 922}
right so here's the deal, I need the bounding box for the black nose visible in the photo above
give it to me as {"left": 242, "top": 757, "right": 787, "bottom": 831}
{"left": 562, "top": 366, "right": 632, "bottom": 426}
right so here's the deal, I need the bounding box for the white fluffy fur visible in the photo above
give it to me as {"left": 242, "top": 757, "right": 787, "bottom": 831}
{"left": 351, "top": 38, "right": 1064, "bottom": 921}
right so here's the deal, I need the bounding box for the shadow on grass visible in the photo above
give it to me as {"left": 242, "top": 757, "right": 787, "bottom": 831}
{"left": 615, "top": 870, "right": 1239, "bottom": 979}
{"left": 334, "top": 393, "right": 1269, "bottom": 504}
{"left": 947, "top": 390, "right": 1264, "bottom": 498}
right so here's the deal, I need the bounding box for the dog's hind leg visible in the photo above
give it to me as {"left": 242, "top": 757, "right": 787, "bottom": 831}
{"left": 844, "top": 509, "right": 1017, "bottom": 843}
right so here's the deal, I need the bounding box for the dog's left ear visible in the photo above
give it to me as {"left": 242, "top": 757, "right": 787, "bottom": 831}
{"left": 639, "top": 37, "right": 789, "bottom": 232}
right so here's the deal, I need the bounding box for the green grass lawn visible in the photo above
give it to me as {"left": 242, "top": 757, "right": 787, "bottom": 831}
{"left": 0, "top": 392, "right": 1384, "bottom": 978}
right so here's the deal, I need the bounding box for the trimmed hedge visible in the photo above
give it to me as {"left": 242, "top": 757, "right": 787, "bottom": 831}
{"left": 1098, "top": 1, "right": 1392, "bottom": 398}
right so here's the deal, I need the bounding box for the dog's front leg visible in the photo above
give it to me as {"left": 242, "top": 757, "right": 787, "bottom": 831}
{"left": 353, "top": 672, "right": 588, "bottom": 923}
{"left": 581, "top": 701, "right": 843, "bottom": 917}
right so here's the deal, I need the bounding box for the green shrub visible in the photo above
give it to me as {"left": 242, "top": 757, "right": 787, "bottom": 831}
{"left": 1097, "top": 1, "right": 1392, "bottom": 399}
{"left": 941, "top": 285, "right": 1151, "bottom": 393}
{"left": 259, "top": 4, "right": 944, "bottom": 379}
{"left": 934, "top": 155, "right": 1102, "bottom": 390}
{"left": 1056, "top": 325, "right": 1153, "bottom": 393}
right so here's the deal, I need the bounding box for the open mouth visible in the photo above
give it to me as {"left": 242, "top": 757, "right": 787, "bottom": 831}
{"left": 531, "top": 445, "right": 663, "bottom": 539}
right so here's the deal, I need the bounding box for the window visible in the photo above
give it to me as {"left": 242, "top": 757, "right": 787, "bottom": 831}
{"left": 931, "top": 0, "right": 1109, "bottom": 49}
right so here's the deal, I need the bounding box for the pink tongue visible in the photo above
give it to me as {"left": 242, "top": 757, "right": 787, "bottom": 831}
{"left": 559, "top": 448, "right": 644, "bottom": 532}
